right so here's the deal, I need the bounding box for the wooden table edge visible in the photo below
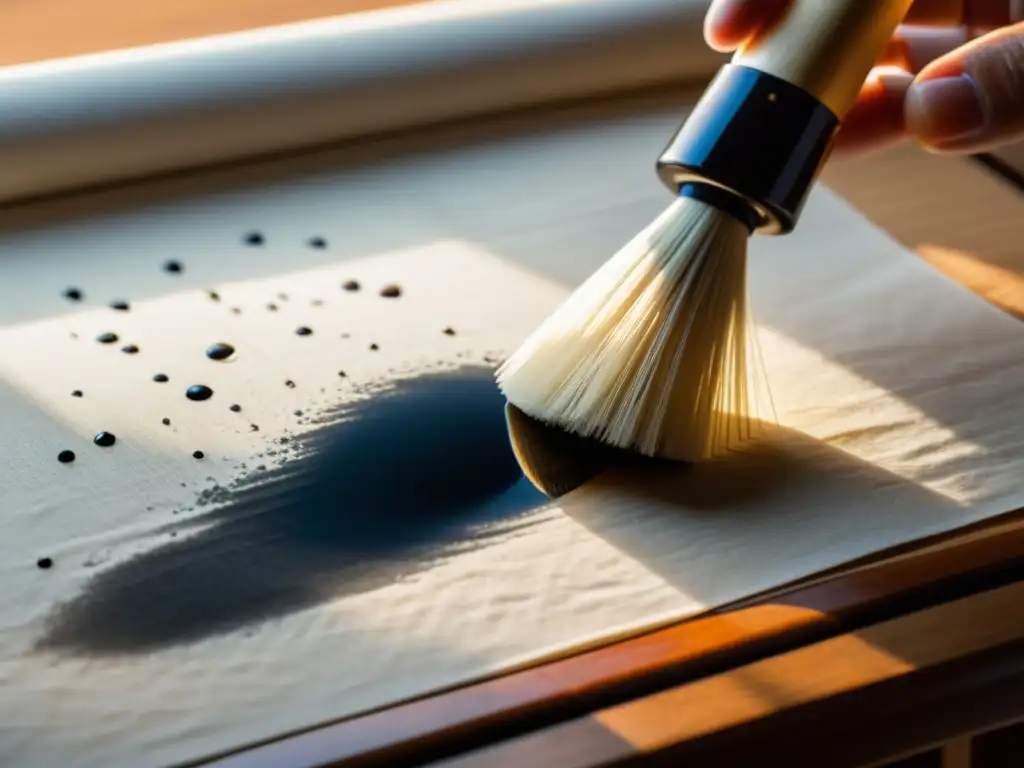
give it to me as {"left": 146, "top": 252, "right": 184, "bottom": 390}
{"left": 199, "top": 516, "right": 1024, "bottom": 768}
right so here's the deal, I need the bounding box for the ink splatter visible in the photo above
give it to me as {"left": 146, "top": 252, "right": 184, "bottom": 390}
{"left": 186, "top": 385, "right": 214, "bottom": 402}
{"left": 285, "top": 380, "right": 296, "bottom": 389}
{"left": 244, "top": 232, "right": 264, "bottom": 246}
{"left": 369, "top": 343, "right": 379, "bottom": 351}
{"left": 295, "top": 327, "right": 313, "bottom": 337}
{"left": 163, "top": 260, "right": 183, "bottom": 274}
{"left": 35, "top": 367, "right": 547, "bottom": 654}
{"left": 338, "top": 371, "right": 347, "bottom": 378}
{"left": 277, "top": 293, "right": 289, "bottom": 302}
{"left": 192, "top": 451, "right": 205, "bottom": 460}
{"left": 308, "top": 236, "right": 327, "bottom": 249}
{"left": 63, "top": 288, "right": 84, "bottom": 301}
{"left": 110, "top": 300, "right": 130, "bottom": 311}
{"left": 250, "top": 424, "right": 260, "bottom": 432}
{"left": 58, "top": 450, "right": 76, "bottom": 464}
{"left": 162, "top": 418, "right": 171, "bottom": 426}
{"left": 230, "top": 308, "right": 242, "bottom": 315}
{"left": 379, "top": 284, "right": 402, "bottom": 298}
{"left": 229, "top": 405, "right": 242, "bottom": 413}
{"left": 443, "top": 327, "right": 456, "bottom": 336}
{"left": 71, "top": 390, "right": 83, "bottom": 398}
{"left": 311, "top": 299, "right": 323, "bottom": 307}
{"left": 96, "top": 332, "right": 118, "bottom": 344}
{"left": 207, "top": 291, "right": 221, "bottom": 302}
{"left": 206, "top": 343, "right": 235, "bottom": 361}
{"left": 37, "top": 557, "right": 53, "bottom": 570}
{"left": 121, "top": 344, "right": 139, "bottom": 355}
{"left": 342, "top": 280, "right": 360, "bottom": 292}
{"left": 93, "top": 432, "right": 116, "bottom": 447}
{"left": 266, "top": 303, "right": 278, "bottom": 312}
{"left": 153, "top": 374, "right": 169, "bottom": 383}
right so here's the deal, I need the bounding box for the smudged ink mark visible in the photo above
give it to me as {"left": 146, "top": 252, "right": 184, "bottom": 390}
{"left": 121, "top": 344, "right": 139, "bottom": 355}
{"left": 342, "top": 280, "right": 360, "bottom": 292}
{"left": 37, "top": 367, "right": 547, "bottom": 655}
{"left": 250, "top": 424, "right": 260, "bottom": 432}
{"left": 244, "top": 232, "right": 264, "bottom": 246}
{"left": 153, "top": 374, "right": 169, "bottom": 383}
{"left": 379, "top": 284, "right": 402, "bottom": 298}
{"left": 163, "top": 260, "right": 183, "bottom": 274}
{"left": 294, "top": 410, "right": 303, "bottom": 417}
{"left": 311, "top": 299, "right": 324, "bottom": 307}
{"left": 295, "top": 327, "right": 313, "bottom": 337}
{"left": 338, "top": 371, "right": 347, "bottom": 378}
{"left": 230, "top": 404, "right": 242, "bottom": 413}
{"left": 285, "top": 380, "right": 296, "bottom": 389}
{"left": 369, "top": 343, "right": 379, "bottom": 351}
{"left": 110, "top": 300, "right": 130, "bottom": 311}
{"left": 58, "top": 450, "right": 76, "bottom": 464}
{"left": 308, "top": 236, "right": 327, "bottom": 249}
{"left": 162, "top": 418, "right": 171, "bottom": 426}
{"left": 443, "top": 327, "right": 456, "bottom": 336}
{"left": 277, "top": 293, "right": 289, "bottom": 302}
{"left": 230, "top": 308, "right": 242, "bottom": 315}
{"left": 69, "top": 332, "right": 79, "bottom": 340}
{"left": 193, "top": 451, "right": 205, "bottom": 460}
{"left": 37, "top": 557, "right": 53, "bottom": 570}
{"left": 266, "top": 303, "right": 278, "bottom": 312}
{"left": 93, "top": 432, "right": 116, "bottom": 447}
{"left": 96, "top": 332, "right": 118, "bottom": 344}
{"left": 64, "top": 287, "right": 84, "bottom": 301}
{"left": 207, "top": 291, "right": 221, "bottom": 302}
{"left": 71, "top": 390, "right": 83, "bottom": 398}
{"left": 186, "top": 385, "right": 214, "bottom": 402}
{"left": 206, "top": 343, "right": 235, "bottom": 361}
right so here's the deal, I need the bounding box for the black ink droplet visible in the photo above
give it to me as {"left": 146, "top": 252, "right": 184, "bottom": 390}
{"left": 110, "top": 300, "right": 130, "bottom": 311}
{"left": 58, "top": 450, "right": 76, "bottom": 464}
{"left": 284, "top": 380, "right": 296, "bottom": 389}
{"left": 163, "top": 260, "right": 183, "bottom": 274}
{"left": 162, "top": 418, "right": 171, "bottom": 426}
{"left": 64, "top": 287, "right": 84, "bottom": 301}
{"left": 71, "top": 390, "right": 83, "bottom": 398}
{"left": 96, "top": 332, "right": 118, "bottom": 344}
{"left": 250, "top": 424, "right": 260, "bottom": 432}
{"left": 369, "top": 343, "right": 379, "bottom": 351}
{"left": 121, "top": 344, "right": 139, "bottom": 354}
{"left": 308, "top": 236, "right": 327, "bottom": 249}
{"left": 207, "top": 291, "right": 221, "bottom": 302}
{"left": 206, "top": 342, "right": 235, "bottom": 361}
{"left": 337, "top": 370, "right": 346, "bottom": 378}
{"left": 266, "top": 303, "right": 278, "bottom": 312}
{"left": 93, "top": 432, "right": 116, "bottom": 447}
{"left": 37, "top": 557, "right": 53, "bottom": 570}
{"left": 229, "top": 404, "right": 242, "bottom": 413}
{"left": 293, "top": 410, "right": 303, "bottom": 417}
{"left": 153, "top": 373, "right": 169, "bottom": 383}
{"left": 342, "top": 280, "right": 360, "bottom": 292}
{"left": 443, "top": 327, "right": 456, "bottom": 336}
{"left": 244, "top": 232, "right": 264, "bottom": 246}
{"left": 295, "top": 327, "right": 312, "bottom": 336}
{"left": 193, "top": 451, "right": 205, "bottom": 460}
{"left": 379, "top": 284, "right": 402, "bottom": 298}
{"left": 186, "top": 385, "right": 214, "bottom": 402}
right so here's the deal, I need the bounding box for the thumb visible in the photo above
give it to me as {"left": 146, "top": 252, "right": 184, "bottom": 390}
{"left": 905, "top": 21, "right": 1024, "bottom": 153}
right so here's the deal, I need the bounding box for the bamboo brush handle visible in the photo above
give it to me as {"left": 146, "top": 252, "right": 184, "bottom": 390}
{"left": 732, "top": 0, "right": 915, "bottom": 119}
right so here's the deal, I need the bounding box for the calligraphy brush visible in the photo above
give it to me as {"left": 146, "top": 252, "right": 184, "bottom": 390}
{"left": 498, "top": 0, "right": 917, "bottom": 496}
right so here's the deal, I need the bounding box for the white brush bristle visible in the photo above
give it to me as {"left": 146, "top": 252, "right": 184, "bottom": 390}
{"left": 496, "top": 196, "right": 772, "bottom": 462}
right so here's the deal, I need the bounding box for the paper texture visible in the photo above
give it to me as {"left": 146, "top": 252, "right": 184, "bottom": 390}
{"left": 2, "top": 105, "right": 1024, "bottom": 767}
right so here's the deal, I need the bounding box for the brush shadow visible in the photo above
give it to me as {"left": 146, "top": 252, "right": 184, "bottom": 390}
{"left": 556, "top": 416, "right": 963, "bottom": 605}
{"left": 35, "top": 366, "right": 549, "bottom": 656}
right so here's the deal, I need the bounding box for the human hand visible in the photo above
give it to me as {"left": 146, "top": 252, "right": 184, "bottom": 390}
{"left": 704, "top": 0, "right": 1024, "bottom": 155}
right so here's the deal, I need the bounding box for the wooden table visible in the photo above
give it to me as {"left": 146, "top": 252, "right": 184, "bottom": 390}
{"left": 6, "top": 3, "right": 1024, "bottom": 767}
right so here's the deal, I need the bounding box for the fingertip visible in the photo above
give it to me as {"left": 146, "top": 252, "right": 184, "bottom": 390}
{"left": 833, "top": 69, "right": 913, "bottom": 156}
{"left": 704, "top": 0, "right": 792, "bottom": 52}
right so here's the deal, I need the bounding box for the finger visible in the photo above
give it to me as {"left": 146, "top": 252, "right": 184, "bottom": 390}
{"left": 878, "top": 25, "right": 970, "bottom": 72}
{"left": 832, "top": 69, "right": 916, "bottom": 156}
{"left": 906, "top": 21, "right": 1024, "bottom": 153}
{"left": 703, "top": 0, "right": 792, "bottom": 52}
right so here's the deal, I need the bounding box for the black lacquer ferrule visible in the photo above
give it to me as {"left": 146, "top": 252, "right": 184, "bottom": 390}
{"left": 657, "top": 64, "right": 839, "bottom": 235}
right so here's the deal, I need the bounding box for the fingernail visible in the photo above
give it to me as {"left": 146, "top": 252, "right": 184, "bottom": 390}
{"left": 906, "top": 74, "right": 988, "bottom": 144}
